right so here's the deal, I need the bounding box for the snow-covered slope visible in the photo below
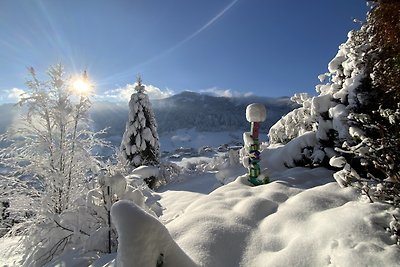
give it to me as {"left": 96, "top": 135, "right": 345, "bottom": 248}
{"left": 162, "top": 170, "right": 399, "bottom": 266}
{"left": 90, "top": 145, "right": 400, "bottom": 267}
{"left": 3, "top": 145, "right": 399, "bottom": 266}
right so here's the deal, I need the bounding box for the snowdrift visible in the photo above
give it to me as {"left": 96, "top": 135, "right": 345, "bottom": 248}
{"left": 162, "top": 168, "right": 399, "bottom": 266}
{"left": 101, "top": 145, "right": 399, "bottom": 267}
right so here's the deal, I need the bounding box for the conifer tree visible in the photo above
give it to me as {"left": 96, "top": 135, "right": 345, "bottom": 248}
{"left": 339, "top": 0, "right": 400, "bottom": 203}
{"left": 120, "top": 76, "right": 160, "bottom": 169}
{"left": 268, "top": 0, "right": 400, "bottom": 205}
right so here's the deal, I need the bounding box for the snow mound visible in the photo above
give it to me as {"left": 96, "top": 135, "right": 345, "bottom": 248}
{"left": 130, "top": 165, "right": 159, "bottom": 178}
{"left": 261, "top": 131, "right": 318, "bottom": 170}
{"left": 110, "top": 200, "right": 195, "bottom": 267}
{"left": 164, "top": 168, "right": 400, "bottom": 266}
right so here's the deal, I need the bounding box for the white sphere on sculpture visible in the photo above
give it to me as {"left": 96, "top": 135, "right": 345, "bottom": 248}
{"left": 246, "top": 103, "right": 267, "bottom": 122}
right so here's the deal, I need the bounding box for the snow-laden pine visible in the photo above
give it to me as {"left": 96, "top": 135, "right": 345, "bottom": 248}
{"left": 268, "top": 1, "right": 400, "bottom": 206}
{"left": 120, "top": 77, "right": 160, "bottom": 170}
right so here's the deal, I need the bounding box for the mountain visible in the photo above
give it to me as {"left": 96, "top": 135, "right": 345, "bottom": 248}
{"left": 90, "top": 91, "right": 296, "bottom": 137}
{"left": 0, "top": 92, "right": 296, "bottom": 149}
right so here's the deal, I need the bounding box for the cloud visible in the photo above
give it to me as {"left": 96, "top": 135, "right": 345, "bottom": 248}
{"left": 145, "top": 84, "right": 175, "bottom": 99}
{"left": 6, "top": 88, "right": 26, "bottom": 102}
{"left": 200, "top": 87, "right": 253, "bottom": 98}
{"left": 97, "top": 83, "right": 174, "bottom": 102}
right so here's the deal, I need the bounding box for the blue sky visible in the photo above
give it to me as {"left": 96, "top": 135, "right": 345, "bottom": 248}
{"left": 0, "top": 0, "right": 368, "bottom": 102}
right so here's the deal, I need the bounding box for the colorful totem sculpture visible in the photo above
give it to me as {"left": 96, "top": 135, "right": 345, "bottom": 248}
{"left": 245, "top": 103, "right": 269, "bottom": 186}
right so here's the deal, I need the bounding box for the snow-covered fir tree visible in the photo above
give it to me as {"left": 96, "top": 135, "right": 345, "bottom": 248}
{"left": 120, "top": 76, "right": 160, "bottom": 170}
{"left": 268, "top": 0, "right": 400, "bottom": 205}
{"left": 337, "top": 0, "right": 400, "bottom": 204}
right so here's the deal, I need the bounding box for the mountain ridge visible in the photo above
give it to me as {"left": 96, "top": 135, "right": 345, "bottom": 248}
{"left": 90, "top": 92, "right": 296, "bottom": 137}
{"left": 0, "top": 92, "right": 296, "bottom": 146}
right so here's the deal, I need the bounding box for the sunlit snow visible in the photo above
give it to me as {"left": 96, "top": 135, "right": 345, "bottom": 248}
{"left": 86, "top": 144, "right": 400, "bottom": 267}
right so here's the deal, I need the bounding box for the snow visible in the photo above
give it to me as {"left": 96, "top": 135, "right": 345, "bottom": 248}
{"left": 0, "top": 236, "right": 25, "bottom": 266}
{"left": 3, "top": 122, "right": 400, "bottom": 267}
{"left": 349, "top": 126, "right": 365, "bottom": 139}
{"left": 242, "top": 132, "right": 253, "bottom": 148}
{"left": 110, "top": 200, "right": 195, "bottom": 267}
{"left": 120, "top": 86, "right": 160, "bottom": 168}
{"left": 4, "top": 12, "right": 400, "bottom": 266}
{"left": 130, "top": 165, "right": 159, "bottom": 179}
{"left": 158, "top": 165, "right": 398, "bottom": 266}
{"left": 329, "top": 156, "right": 347, "bottom": 168}
{"left": 100, "top": 173, "right": 127, "bottom": 197}
{"left": 41, "top": 251, "right": 100, "bottom": 267}
{"left": 158, "top": 171, "right": 219, "bottom": 195}
{"left": 88, "top": 143, "right": 399, "bottom": 267}
{"left": 159, "top": 129, "right": 254, "bottom": 152}
{"left": 268, "top": 26, "right": 372, "bottom": 179}
{"left": 3, "top": 119, "right": 400, "bottom": 267}
{"left": 318, "top": 73, "right": 328, "bottom": 82}
{"left": 3, "top": 141, "right": 400, "bottom": 266}
{"left": 246, "top": 103, "right": 267, "bottom": 122}
{"left": 329, "top": 104, "right": 349, "bottom": 139}
{"left": 263, "top": 131, "right": 318, "bottom": 169}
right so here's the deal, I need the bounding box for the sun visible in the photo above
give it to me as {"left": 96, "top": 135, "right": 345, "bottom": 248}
{"left": 72, "top": 78, "right": 92, "bottom": 96}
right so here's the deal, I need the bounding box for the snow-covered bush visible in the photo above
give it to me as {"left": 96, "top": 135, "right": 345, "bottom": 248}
{"left": 215, "top": 148, "right": 245, "bottom": 184}
{"left": 269, "top": 93, "right": 315, "bottom": 144}
{"left": 159, "top": 161, "right": 182, "bottom": 185}
{"left": 0, "top": 173, "right": 39, "bottom": 237}
{"left": 85, "top": 171, "right": 162, "bottom": 254}
{"left": 120, "top": 77, "right": 160, "bottom": 173}
{"left": 129, "top": 165, "right": 160, "bottom": 189}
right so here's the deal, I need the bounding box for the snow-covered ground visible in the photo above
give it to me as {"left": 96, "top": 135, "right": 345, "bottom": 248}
{"left": 2, "top": 144, "right": 399, "bottom": 266}
{"left": 87, "top": 144, "right": 399, "bottom": 267}
{"left": 163, "top": 169, "right": 399, "bottom": 266}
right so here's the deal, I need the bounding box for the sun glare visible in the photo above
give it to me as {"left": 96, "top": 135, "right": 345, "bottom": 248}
{"left": 72, "top": 78, "right": 91, "bottom": 95}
